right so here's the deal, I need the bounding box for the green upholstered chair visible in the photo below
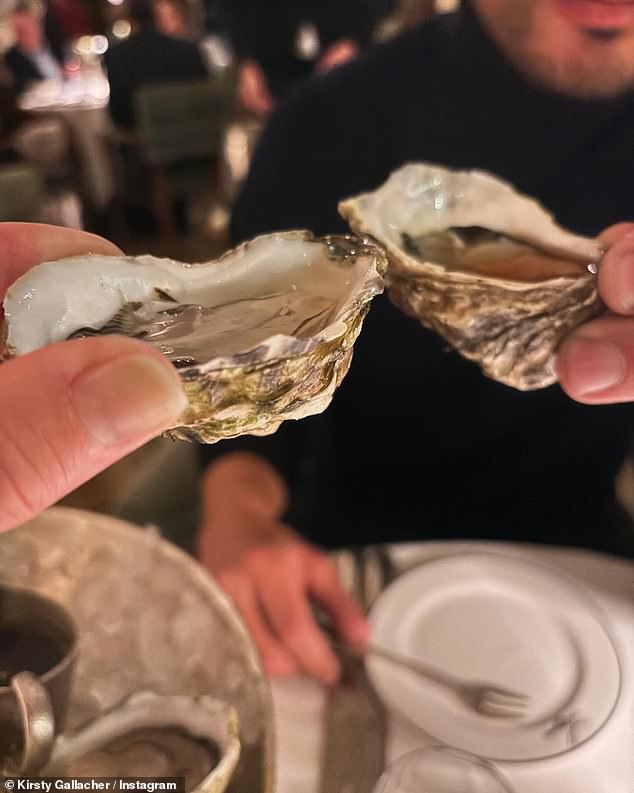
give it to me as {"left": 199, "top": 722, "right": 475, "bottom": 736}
{"left": 0, "top": 161, "right": 45, "bottom": 221}
{"left": 134, "top": 76, "right": 236, "bottom": 237}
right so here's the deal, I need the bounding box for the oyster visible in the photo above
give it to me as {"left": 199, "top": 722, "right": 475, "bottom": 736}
{"left": 339, "top": 163, "right": 604, "bottom": 390}
{"left": 2, "top": 232, "right": 386, "bottom": 442}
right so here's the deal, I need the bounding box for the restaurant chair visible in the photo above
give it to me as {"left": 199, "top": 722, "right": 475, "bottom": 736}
{"left": 12, "top": 116, "right": 72, "bottom": 182}
{"left": 0, "top": 161, "right": 45, "bottom": 221}
{"left": 134, "top": 77, "right": 236, "bottom": 238}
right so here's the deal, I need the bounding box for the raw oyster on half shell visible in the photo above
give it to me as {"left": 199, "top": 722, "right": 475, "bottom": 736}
{"left": 339, "top": 163, "right": 604, "bottom": 390}
{"left": 1, "top": 232, "right": 386, "bottom": 442}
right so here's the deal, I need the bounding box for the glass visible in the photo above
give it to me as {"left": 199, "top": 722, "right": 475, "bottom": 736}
{"left": 373, "top": 746, "right": 515, "bottom": 793}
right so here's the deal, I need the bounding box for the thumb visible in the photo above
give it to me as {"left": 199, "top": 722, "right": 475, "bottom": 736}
{"left": 0, "top": 336, "right": 188, "bottom": 532}
{"left": 556, "top": 314, "right": 634, "bottom": 404}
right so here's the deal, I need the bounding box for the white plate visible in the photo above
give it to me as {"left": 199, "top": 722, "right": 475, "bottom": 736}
{"left": 367, "top": 552, "right": 621, "bottom": 761}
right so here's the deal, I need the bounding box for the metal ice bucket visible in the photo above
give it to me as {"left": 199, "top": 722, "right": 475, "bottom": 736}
{"left": 0, "top": 508, "right": 275, "bottom": 793}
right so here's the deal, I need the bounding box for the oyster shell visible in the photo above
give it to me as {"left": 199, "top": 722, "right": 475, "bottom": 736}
{"left": 339, "top": 163, "right": 604, "bottom": 390}
{"left": 1, "top": 232, "right": 386, "bottom": 442}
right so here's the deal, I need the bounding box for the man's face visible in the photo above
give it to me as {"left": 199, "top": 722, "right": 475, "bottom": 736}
{"left": 472, "top": 0, "right": 634, "bottom": 98}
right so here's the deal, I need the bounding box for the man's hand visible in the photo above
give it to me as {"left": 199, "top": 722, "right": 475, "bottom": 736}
{"left": 198, "top": 453, "right": 368, "bottom": 684}
{"left": 315, "top": 39, "right": 359, "bottom": 75}
{"left": 238, "top": 61, "right": 275, "bottom": 118}
{"left": 0, "top": 223, "right": 188, "bottom": 533}
{"left": 209, "top": 529, "right": 368, "bottom": 684}
{"left": 557, "top": 223, "right": 634, "bottom": 404}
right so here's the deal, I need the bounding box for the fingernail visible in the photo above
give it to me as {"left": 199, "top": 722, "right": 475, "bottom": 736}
{"left": 72, "top": 354, "right": 188, "bottom": 445}
{"left": 563, "top": 338, "right": 627, "bottom": 396}
{"left": 612, "top": 246, "right": 634, "bottom": 312}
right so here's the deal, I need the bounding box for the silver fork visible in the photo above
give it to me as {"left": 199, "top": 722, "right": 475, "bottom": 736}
{"left": 363, "top": 642, "right": 530, "bottom": 719}
{"left": 322, "top": 549, "right": 529, "bottom": 720}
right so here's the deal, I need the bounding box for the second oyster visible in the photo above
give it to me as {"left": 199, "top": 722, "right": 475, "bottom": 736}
{"left": 339, "top": 163, "right": 604, "bottom": 390}
{"left": 2, "top": 232, "right": 386, "bottom": 443}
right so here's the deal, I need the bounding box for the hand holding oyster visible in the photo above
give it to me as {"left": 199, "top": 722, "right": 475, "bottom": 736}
{"left": 1, "top": 232, "right": 386, "bottom": 443}
{"left": 0, "top": 163, "right": 608, "bottom": 452}
{"left": 340, "top": 163, "right": 604, "bottom": 390}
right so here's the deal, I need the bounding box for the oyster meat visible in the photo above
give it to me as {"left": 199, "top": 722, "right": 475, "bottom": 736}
{"left": 339, "top": 163, "right": 604, "bottom": 390}
{"left": 2, "top": 232, "right": 386, "bottom": 442}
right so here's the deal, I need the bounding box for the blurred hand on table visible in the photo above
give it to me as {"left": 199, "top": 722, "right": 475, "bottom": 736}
{"left": 197, "top": 452, "right": 368, "bottom": 684}
{"left": 0, "top": 222, "right": 188, "bottom": 534}
{"left": 558, "top": 222, "right": 634, "bottom": 403}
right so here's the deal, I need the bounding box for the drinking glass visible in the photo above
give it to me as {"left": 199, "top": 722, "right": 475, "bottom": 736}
{"left": 373, "top": 746, "right": 515, "bottom": 793}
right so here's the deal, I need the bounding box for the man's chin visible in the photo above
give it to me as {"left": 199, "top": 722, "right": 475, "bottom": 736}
{"left": 472, "top": 0, "right": 634, "bottom": 98}
{"left": 523, "top": 65, "right": 634, "bottom": 100}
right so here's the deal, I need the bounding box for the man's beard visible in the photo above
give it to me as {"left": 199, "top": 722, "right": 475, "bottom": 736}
{"left": 477, "top": 2, "right": 634, "bottom": 98}
{"left": 511, "top": 36, "right": 634, "bottom": 98}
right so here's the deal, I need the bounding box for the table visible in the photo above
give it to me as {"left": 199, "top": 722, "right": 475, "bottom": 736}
{"left": 17, "top": 75, "right": 116, "bottom": 211}
{"left": 271, "top": 542, "right": 633, "bottom": 793}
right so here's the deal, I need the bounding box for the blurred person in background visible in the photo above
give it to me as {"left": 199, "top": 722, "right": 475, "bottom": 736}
{"left": 104, "top": 0, "right": 207, "bottom": 130}
{"left": 201, "top": 0, "right": 224, "bottom": 35}
{"left": 220, "top": 0, "right": 395, "bottom": 117}
{"left": 46, "top": 0, "right": 92, "bottom": 44}
{"left": 104, "top": 0, "right": 209, "bottom": 234}
{"left": 396, "top": 0, "right": 435, "bottom": 24}
{"left": 197, "top": 0, "right": 634, "bottom": 684}
{"left": 4, "top": 1, "right": 62, "bottom": 94}
{"left": 154, "top": 0, "right": 198, "bottom": 39}
{"left": 0, "top": 67, "right": 28, "bottom": 155}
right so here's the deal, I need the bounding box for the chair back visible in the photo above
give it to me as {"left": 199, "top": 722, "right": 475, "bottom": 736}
{"left": 0, "top": 162, "right": 45, "bottom": 221}
{"left": 135, "top": 77, "right": 235, "bottom": 167}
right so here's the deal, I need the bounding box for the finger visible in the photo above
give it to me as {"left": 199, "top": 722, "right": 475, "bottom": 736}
{"left": 250, "top": 550, "right": 341, "bottom": 684}
{"left": 556, "top": 314, "right": 634, "bottom": 403}
{"left": 215, "top": 568, "right": 299, "bottom": 677}
{"left": 0, "top": 336, "right": 187, "bottom": 532}
{"left": 597, "top": 229, "right": 634, "bottom": 316}
{"left": 0, "top": 222, "right": 122, "bottom": 296}
{"left": 258, "top": 580, "right": 341, "bottom": 684}
{"left": 306, "top": 553, "right": 369, "bottom": 646}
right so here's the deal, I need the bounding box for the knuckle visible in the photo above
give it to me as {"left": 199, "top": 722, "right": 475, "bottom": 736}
{"left": 214, "top": 567, "right": 247, "bottom": 598}
{"left": 274, "top": 606, "right": 308, "bottom": 644}
{"left": 247, "top": 539, "right": 303, "bottom": 575}
{"left": 278, "top": 620, "right": 305, "bottom": 646}
{"left": 279, "top": 540, "right": 307, "bottom": 569}
{"left": 313, "top": 553, "right": 338, "bottom": 581}
{"left": 0, "top": 424, "right": 63, "bottom": 529}
{"left": 245, "top": 544, "right": 271, "bottom": 567}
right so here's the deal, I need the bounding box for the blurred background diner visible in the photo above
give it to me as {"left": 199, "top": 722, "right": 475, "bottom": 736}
{"left": 0, "top": 0, "right": 431, "bottom": 248}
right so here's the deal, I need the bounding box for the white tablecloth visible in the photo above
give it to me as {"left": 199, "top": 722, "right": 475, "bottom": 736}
{"left": 271, "top": 542, "right": 633, "bottom": 793}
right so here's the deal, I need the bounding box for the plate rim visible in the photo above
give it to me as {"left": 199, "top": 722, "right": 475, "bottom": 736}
{"left": 366, "top": 549, "right": 624, "bottom": 764}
